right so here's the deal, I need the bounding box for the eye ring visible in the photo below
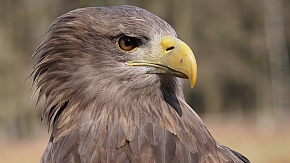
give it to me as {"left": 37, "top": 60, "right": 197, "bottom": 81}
{"left": 118, "top": 36, "right": 138, "bottom": 51}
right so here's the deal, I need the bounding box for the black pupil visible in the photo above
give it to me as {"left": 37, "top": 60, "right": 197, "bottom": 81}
{"left": 124, "top": 38, "right": 132, "bottom": 47}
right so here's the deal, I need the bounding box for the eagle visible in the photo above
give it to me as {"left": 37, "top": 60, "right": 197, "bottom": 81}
{"left": 31, "top": 5, "right": 249, "bottom": 163}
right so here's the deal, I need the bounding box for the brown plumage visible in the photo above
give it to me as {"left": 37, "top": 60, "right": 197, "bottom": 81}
{"left": 31, "top": 5, "right": 249, "bottom": 163}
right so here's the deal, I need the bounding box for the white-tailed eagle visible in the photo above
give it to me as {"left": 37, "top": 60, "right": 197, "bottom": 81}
{"left": 31, "top": 5, "right": 249, "bottom": 163}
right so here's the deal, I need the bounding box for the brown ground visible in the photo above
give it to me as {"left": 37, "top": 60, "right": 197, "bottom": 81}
{"left": 0, "top": 115, "right": 289, "bottom": 163}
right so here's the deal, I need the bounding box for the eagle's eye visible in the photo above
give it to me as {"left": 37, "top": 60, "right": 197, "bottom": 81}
{"left": 118, "top": 36, "right": 138, "bottom": 51}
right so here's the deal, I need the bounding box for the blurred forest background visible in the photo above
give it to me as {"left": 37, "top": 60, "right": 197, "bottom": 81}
{"left": 0, "top": 0, "right": 290, "bottom": 162}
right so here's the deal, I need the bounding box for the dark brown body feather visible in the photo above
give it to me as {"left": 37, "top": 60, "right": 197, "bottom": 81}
{"left": 31, "top": 5, "right": 249, "bottom": 163}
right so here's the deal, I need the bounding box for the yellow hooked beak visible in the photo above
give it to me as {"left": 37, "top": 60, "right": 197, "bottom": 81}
{"left": 125, "top": 36, "right": 197, "bottom": 88}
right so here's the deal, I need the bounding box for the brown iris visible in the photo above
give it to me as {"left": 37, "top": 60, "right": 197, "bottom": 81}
{"left": 118, "top": 36, "right": 138, "bottom": 51}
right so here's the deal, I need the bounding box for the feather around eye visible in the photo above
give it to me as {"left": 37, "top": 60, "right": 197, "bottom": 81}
{"left": 118, "top": 36, "right": 138, "bottom": 51}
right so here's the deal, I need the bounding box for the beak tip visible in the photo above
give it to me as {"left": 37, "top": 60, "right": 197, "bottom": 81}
{"left": 190, "top": 80, "right": 196, "bottom": 88}
{"left": 189, "top": 73, "right": 197, "bottom": 88}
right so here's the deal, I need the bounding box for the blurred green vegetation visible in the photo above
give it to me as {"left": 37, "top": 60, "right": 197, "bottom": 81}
{"left": 0, "top": 0, "right": 290, "bottom": 162}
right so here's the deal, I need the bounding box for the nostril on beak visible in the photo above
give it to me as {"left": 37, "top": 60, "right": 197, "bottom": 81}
{"left": 166, "top": 46, "right": 174, "bottom": 51}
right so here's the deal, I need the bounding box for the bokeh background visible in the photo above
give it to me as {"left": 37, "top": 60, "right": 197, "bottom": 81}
{"left": 1, "top": 0, "right": 290, "bottom": 162}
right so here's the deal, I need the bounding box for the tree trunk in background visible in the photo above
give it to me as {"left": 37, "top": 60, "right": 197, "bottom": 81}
{"left": 260, "top": 0, "right": 290, "bottom": 133}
